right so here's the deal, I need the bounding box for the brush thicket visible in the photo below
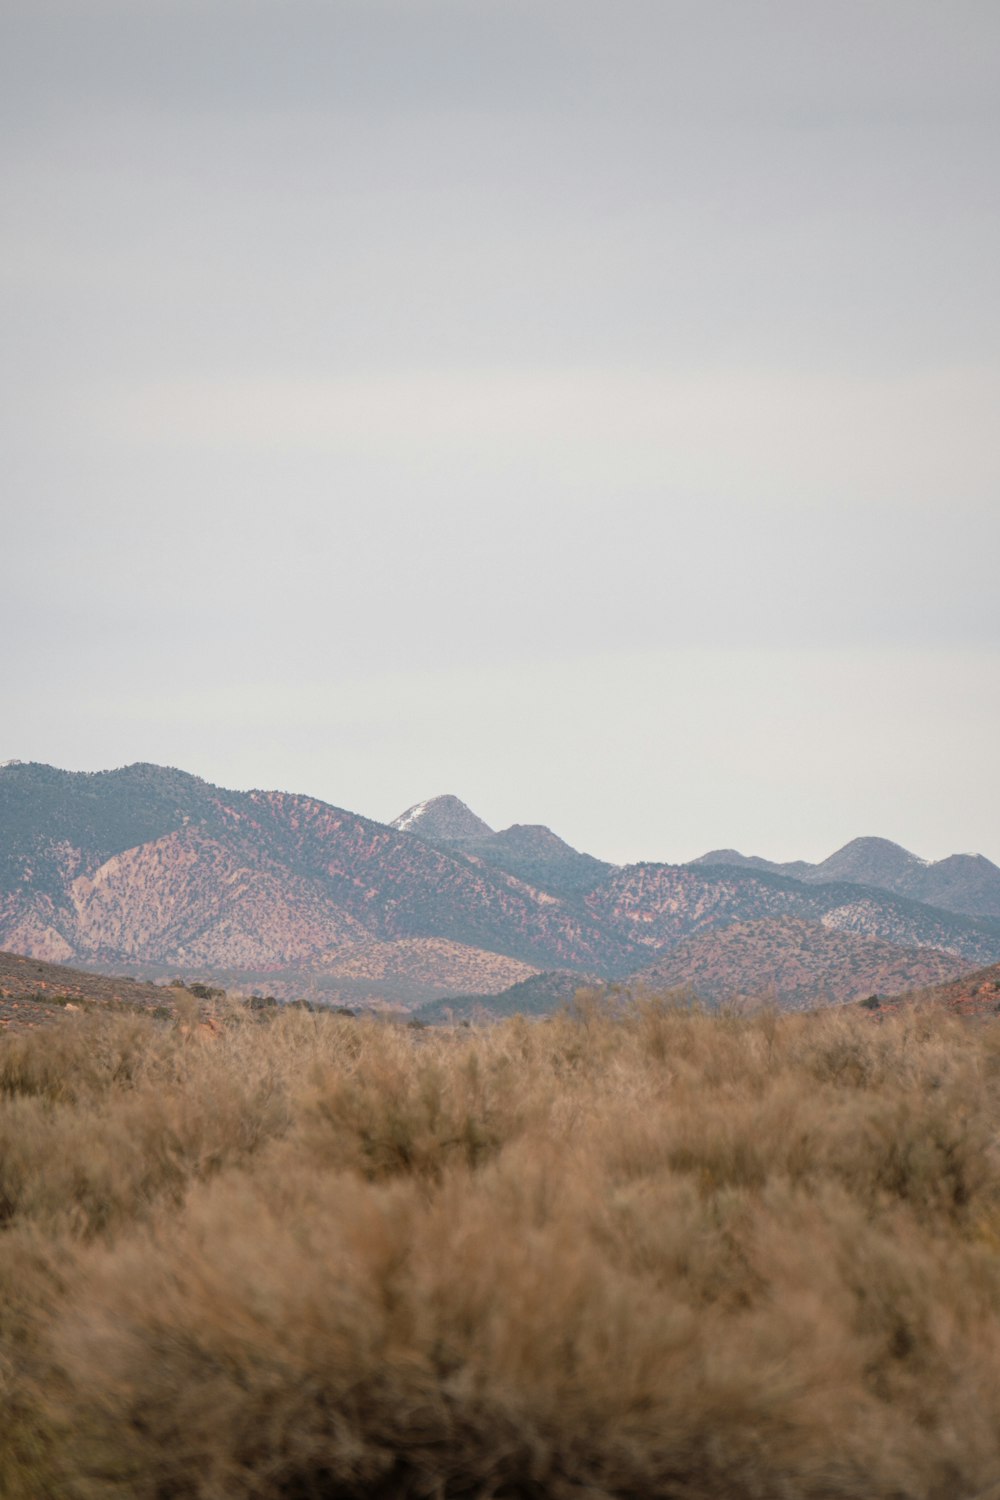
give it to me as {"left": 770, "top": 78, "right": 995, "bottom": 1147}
{"left": 2, "top": 999, "right": 999, "bottom": 1498}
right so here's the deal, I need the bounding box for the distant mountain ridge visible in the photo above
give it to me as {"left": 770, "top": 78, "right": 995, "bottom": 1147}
{"left": 391, "top": 796, "right": 612, "bottom": 899}
{"left": 589, "top": 860, "right": 1000, "bottom": 963}
{"left": 690, "top": 836, "right": 1000, "bottom": 920}
{"left": 2, "top": 762, "right": 999, "bottom": 1013}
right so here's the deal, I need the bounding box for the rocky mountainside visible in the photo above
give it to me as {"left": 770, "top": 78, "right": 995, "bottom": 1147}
{"left": 690, "top": 836, "right": 1000, "bottom": 920}
{"left": 430, "top": 914, "right": 975, "bottom": 1020}
{"left": 3, "top": 762, "right": 999, "bottom": 1011}
{"left": 0, "top": 765, "right": 627, "bottom": 1002}
{"left": 0, "top": 761, "right": 217, "bottom": 896}
{"left": 583, "top": 862, "right": 1000, "bottom": 967}
{"left": 417, "top": 910, "right": 976, "bottom": 1020}
{"left": 626, "top": 916, "right": 967, "bottom": 1010}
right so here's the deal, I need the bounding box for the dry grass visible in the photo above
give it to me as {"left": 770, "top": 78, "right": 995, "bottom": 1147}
{"left": 1, "top": 998, "right": 1000, "bottom": 1498}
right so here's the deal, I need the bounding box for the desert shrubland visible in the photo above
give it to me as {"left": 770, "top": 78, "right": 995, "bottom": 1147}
{"left": 1, "top": 998, "right": 1000, "bottom": 1498}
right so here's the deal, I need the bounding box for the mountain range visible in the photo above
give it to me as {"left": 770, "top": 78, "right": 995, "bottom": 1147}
{"left": 690, "top": 837, "right": 1000, "bottom": 919}
{"left": 2, "top": 762, "right": 999, "bottom": 1013}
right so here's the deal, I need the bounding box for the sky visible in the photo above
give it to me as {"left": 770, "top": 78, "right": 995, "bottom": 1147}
{"left": 3, "top": 0, "right": 999, "bottom": 865}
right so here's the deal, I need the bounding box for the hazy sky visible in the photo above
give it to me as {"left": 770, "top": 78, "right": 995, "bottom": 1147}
{"left": 3, "top": 0, "right": 999, "bottom": 864}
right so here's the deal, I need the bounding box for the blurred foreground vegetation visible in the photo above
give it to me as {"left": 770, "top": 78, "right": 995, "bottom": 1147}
{"left": 2, "top": 998, "right": 1000, "bottom": 1498}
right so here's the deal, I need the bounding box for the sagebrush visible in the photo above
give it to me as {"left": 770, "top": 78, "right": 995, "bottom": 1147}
{"left": 2, "top": 999, "right": 1000, "bottom": 1498}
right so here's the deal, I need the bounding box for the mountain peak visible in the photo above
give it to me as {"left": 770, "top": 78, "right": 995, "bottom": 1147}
{"left": 391, "top": 795, "right": 494, "bottom": 841}
{"left": 814, "top": 837, "right": 924, "bottom": 885}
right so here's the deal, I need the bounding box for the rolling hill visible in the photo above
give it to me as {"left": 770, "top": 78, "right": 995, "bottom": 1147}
{"left": 878, "top": 960, "right": 1000, "bottom": 1019}
{"left": 625, "top": 916, "right": 967, "bottom": 1010}
{"left": 0, "top": 947, "right": 175, "bottom": 1030}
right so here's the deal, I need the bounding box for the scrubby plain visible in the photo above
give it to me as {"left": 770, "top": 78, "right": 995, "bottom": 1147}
{"left": 1, "top": 997, "right": 1000, "bottom": 1499}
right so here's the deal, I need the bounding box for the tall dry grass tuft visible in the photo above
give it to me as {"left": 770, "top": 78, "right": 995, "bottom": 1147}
{"left": 1, "top": 1000, "right": 999, "bottom": 1497}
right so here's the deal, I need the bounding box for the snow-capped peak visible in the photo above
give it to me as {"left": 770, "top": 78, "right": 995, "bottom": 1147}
{"left": 390, "top": 795, "right": 494, "bottom": 841}
{"left": 394, "top": 800, "right": 431, "bottom": 833}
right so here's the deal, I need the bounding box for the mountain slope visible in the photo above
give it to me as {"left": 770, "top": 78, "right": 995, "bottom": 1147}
{"left": 627, "top": 917, "right": 967, "bottom": 1009}
{"left": 585, "top": 862, "right": 1000, "bottom": 967}
{"left": 895, "top": 853, "right": 1000, "bottom": 920}
{"left": 0, "top": 766, "right": 629, "bottom": 980}
{"left": 881, "top": 961, "right": 1000, "bottom": 1019}
{"left": 0, "top": 947, "right": 169, "bottom": 1007}
{"left": 810, "top": 836, "right": 925, "bottom": 888}
{"left": 0, "top": 761, "right": 219, "bottom": 896}
{"left": 444, "top": 824, "right": 611, "bottom": 898}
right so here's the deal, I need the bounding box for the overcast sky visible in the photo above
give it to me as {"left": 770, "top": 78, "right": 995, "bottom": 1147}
{"left": 3, "top": 0, "right": 998, "bottom": 864}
